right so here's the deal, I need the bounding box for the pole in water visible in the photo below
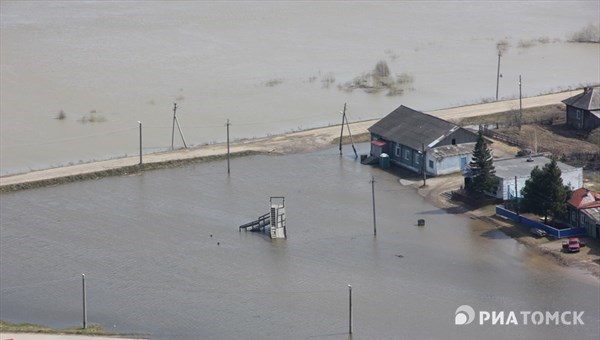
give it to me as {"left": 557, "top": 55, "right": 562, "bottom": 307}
{"left": 175, "top": 115, "right": 188, "bottom": 149}
{"left": 138, "top": 121, "right": 142, "bottom": 165}
{"left": 171, "top": 103, "right": 177, "bottom": 150}
{"left": 226, "top": 119, "right": 231, "bottom": 174}
{"left": 518, "top": 75, "right": 523, "bottom": 131}
{"left": 495, "top": 50, "right": 502, "bottom": 101}
{"left": 343, "top": 105, "right": 358, "bottom": 159}
{"left": 348, "top": 284, "right": 352, "bottom": 334}
{"left": 371, "top": 176, "right": 377, "bottom": 236}
{"left": 82, "top": 274, "right": 87, "bottom": 329}
{"left": 339, "top": 103, "right": 346, "bottom": 156}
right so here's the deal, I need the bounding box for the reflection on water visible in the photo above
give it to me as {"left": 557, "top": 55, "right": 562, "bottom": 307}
{"left": 1, "top": 147, "right": 598, "bottom": 339}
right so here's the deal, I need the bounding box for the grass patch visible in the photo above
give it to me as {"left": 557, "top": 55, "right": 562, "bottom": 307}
{"left": 452, "top": 104, "right": 565, "bottom": 127}
{"left": 0, "top": 320, "right": 108, "bottom": 335}
{"left": 330, "top": 132, "right": 370, "bottom": 146}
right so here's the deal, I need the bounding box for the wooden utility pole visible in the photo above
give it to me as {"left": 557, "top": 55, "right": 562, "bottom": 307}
{"left": 421, "top": 143, "right": 427, "bottom": 187}
{"left": 371, "top": 176, "right": 377, "bottom": 236}
{"left": 495, "top": 50, "right": 502, "bottom": 101}
{"left": 82, "top": 274, "right": 87, "bottom": 329}
{"left": 171, "top": 103, "right": 188, "bottom": 149}
{"left": 348, "top": 284, "right": 353, "bottom": 334}
{"left": 518, "top": 75, "right": 522, "bottom": 130}
{"left": 138, "top": 121, "right": 142, "bottom": 165}
{"left": 344, "top": 108, "right": 358, "bottom": 159}
{"left": 515, "top": 176, "right": 519, "bottom": 216}
{"left": 339, "top": 103, "right": 346, "bottom": 156}
{"left": 226, "top": 119, "right": 231, "bottom": 174}
{"left": 171, "top": 103, "right": 177, "bottom": 150}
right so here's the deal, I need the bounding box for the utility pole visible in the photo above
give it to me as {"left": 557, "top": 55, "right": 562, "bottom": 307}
{"left": 496, "top": 50, "right": 502, "bottom": 101}
{"left": 518, "top": 75, "right": 522, "bottom": 131}
{"left": 226, "top": 119, "right": 231, "bottom": 174}
{"left": 421, "top": 143, "right": 427, "bottom": 187}
{"left": 348, "top": 284, "right": 352, "bottom": 335}
{"left": 82, "top": 274, "right": 87, "bottom": 329}
{"left": 344, "top": 108, "right": 358, "bottom": 159}
{"left": 171, "top": 103, "right": 188, "bottom": 149}
{"left": 339, "top": 103, "right": 346, "bottom": 156}
{"left": 515, "top": 176, "right": 519, "bottom": 216}
{"left": 138, "top": 121, "right": 142, "bottom": 165}
{"left": 171, "top": 103, "right": 177, "bottom": 150}
{"left": 371, "top": 176, "right": 377, "bottom": 236}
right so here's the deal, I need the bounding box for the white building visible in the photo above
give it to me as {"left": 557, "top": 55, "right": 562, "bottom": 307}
{"left": 492, "top": 155, "right": 583, "bottom": 200}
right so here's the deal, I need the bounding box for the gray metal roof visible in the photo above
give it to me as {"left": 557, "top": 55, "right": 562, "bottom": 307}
{"left": 582, "top": 207, "right": 600, "bottom": 224}
{"left": 368, "top": 105, "right": 462, "bottom": 150}
{"left": 430, "top": 142, "right": 475, "bottom": 161}
{"left": 493, "top": 155, "right": 578, "bottom": 179}
{"left": 562, "top": 87, "right": 600, "bottom": 111}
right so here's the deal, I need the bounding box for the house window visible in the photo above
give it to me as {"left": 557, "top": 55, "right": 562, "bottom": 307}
{"left": 415, "top": 154, "right": 420, "bottom": 165}
{"left": 452, "top": 138, "right": 456, "bottom": 145}
{"left": 580, "top": 213, "right": 585, "bottom": 225}
{"left": 404, "top": 149, "right": 411, "bottom": 160}
{"left": 576, "top": 110, "right": 582, "bottom": 120}
{"left": 395, "top": 145, "right": 401, "bottom": 157}
{"left": 429, "top": 160, "right": 434, "bottom": 169}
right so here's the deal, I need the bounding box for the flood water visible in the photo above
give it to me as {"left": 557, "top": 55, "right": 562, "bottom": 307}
{"left": 1, "top": 146, "right": 599, "bottom": 339}
{"left": 1, "top": 1, "right": 599, "bottom": 175}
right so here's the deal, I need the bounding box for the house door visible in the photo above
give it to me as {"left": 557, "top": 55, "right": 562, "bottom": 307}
{"left": 460, "top": 157, "right": 467, "bottom": 170}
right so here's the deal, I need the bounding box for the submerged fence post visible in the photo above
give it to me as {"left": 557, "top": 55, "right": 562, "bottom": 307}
{"left": 82, "top": 274, "right": 87, "bottom": 329}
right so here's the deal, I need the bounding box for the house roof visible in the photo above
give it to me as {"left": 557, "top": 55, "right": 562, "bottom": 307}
{"left": 430, "top": 142, "right": 475, "bottom": 161}
{"left": 568, "top": 187, "right": 600, "bottom": 209}
{"left": 581, "top": 207, "right": 600, "bottom": 224}
{"left": 493, "top": 155, "right": 578, "bottom": 179}
{"left": 368, "top": 105, "right": 466, "bottom": 150}
{"left": 562, "top": 87, "right": 600, "bottom": 111}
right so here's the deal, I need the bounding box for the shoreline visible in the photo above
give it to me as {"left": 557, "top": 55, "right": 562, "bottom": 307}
{"left": 0, "top": 90, "right": 578, "bottom": 193}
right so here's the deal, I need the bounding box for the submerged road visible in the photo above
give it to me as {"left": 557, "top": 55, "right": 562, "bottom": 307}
{"left": 0, "top": 90, "right": 577, "bottom": 190}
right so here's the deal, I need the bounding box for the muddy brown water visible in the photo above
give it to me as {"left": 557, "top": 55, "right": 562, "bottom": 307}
{"left": 1, "top": 1, "right": 599, "bottom": 175}
{"left": 1, "top": 147, "right": 598, "bottom": 339}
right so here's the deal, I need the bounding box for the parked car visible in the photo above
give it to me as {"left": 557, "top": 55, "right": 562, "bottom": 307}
{"left": 565, "top": 238, "right": 582, "bottom": 253}
{"left": 530, "top": 228, "right": 547, "bottom": 237}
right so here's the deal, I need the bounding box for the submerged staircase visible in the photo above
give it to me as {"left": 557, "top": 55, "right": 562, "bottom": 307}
{"left": 239, "top": 213, "right": 270, "bottom": 232}
{"left": 238, "top": 197, "right": 287, "bottom": 239}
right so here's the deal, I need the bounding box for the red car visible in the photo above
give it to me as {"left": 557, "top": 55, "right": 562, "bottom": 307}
{"left": 567, "top": 238, "right": 581, "bottom": 253}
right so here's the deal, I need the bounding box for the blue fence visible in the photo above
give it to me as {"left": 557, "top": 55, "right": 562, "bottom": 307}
{"left": 495, "top": 206, "right": 586, "bottom": 239}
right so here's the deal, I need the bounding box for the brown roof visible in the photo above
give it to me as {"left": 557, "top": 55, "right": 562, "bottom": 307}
{"left": 568, "top": 187, "right": 600, "bottom": 209}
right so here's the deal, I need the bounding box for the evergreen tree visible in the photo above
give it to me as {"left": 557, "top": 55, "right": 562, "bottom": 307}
{"left": 467, "top": 131, "right": 498, "bottom": 195}
{"left": 520, "top": 158, "right": 571, "bottom": 223}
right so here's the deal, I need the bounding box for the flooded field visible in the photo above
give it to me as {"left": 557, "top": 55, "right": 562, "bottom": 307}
{"left": 1, "top": 147, "right": 598, "bottom": 339}
{"left": 1, "top": 1, "right": 599, "bottom": 175}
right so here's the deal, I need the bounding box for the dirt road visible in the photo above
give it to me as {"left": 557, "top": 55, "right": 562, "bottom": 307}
{"left": 0, "top": 91, "right": 577, "bottom": 191}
